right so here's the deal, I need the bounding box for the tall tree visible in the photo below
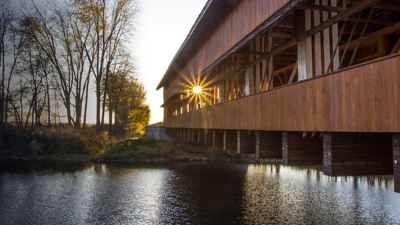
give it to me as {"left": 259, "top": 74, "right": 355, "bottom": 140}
{"left": 75, "top": 0, "right": 139, "bottom": 132}
{"left": 1, "top": 2, "right": 26, "bottom": 127}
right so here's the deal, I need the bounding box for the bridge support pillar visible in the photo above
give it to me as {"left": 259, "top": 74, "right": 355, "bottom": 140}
{"left": 259, "top": 131, "right": 282, "bottom": 159}
{"left": 393, "top": 134, "right": 400, "bottom": 193}
{"left": 237, "top": 130, "right": 256, "bottom": 155}
{"left": 323, "top": 133, "right": 393, "bottom": 176}
{"left": 255, "top": 131, "right": 260, "bottom": 160}
{"left": 282, "top": 132, "right": 323, "bottom": 165}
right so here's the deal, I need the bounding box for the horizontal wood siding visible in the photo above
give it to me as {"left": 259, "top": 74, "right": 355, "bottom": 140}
{"left": 330, "top": 133, "right": 393, "bottom": 176}
{"left": 164, "top": 56, "right": 400, "bottom": 133}
{"left": 164, "top": 0, "right": 291, "bottom": 101}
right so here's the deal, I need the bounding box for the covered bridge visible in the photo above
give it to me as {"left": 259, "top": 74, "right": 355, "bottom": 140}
{"left": 157, "top": 0, "right": 400, "bottom": 192}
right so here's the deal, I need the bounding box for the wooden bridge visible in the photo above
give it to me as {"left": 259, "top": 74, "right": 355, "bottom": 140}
{"left": 156, "top": 0, "right": 400, "bottom": 193}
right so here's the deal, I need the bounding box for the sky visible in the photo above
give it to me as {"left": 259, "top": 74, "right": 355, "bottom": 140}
{"left": 131, "top": 0, "right": 208, "bottom": 124}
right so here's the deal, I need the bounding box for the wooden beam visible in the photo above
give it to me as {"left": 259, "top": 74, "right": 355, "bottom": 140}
{"left": 273, "top": 63, "right": 296, "bottom": 76}
{"left": 266, "top": 32, "right": 293, "bottom": 39}
{"left": 339, "top": 21, "right": 400, "bottom": 51}
{"left": 375, "top": 0, "right": 400, "bottom": 11}
{"left": 248, "top": 0, "right": 380, "bottom": 74}
{"left": 299, "top": 3, "right": 345, "bottom": 13}
{"left": 347, "top": 16, "right": 393, "bottom": 26}
{"left": 391, "top": 38, "right": 400, "bottom": 54}
{"left": 168, "top": 0, "right": 381, "bottom": 101}
{"left": 288, "top": 61, "right": 298, "bottom": 84}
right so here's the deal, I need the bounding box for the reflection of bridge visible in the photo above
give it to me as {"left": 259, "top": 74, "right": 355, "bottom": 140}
{"left": 156, "top": 0, "right": 400, "bottom": 193}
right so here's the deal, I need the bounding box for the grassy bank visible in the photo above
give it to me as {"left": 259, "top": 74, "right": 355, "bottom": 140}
{"left": 0, "top": 126, "right": 241, "bottom": 162}
{"left": 97, "top": 137, "right": 190, "bottom": 160}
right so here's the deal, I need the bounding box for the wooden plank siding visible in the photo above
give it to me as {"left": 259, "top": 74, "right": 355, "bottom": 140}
{"left": 163, "top": 0, "right": 291, "bottom": 101}
{"left": 164, "top": 55, "right": 400, "bottom": 133}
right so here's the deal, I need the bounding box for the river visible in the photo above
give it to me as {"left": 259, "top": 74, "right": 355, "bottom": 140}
{"left": 0, "top": 160, "right": 399, "bottom": 224}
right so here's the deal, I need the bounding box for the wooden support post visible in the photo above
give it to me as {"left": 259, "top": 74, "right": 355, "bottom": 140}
{"left": 314, "top": 0, "right": 322, "bottom": 76}
{"left": 296, "top": 9, "right": 313, "bottom": 80}
{"left": 267, "top": 31, "right": 274, "bottom": 89}
{"left": 393, "top": 134, "right": 400, "bottom": 193}
{"left": 255, "top": 37, "right": 261, "bottom": 93}
{"left": 331, "top": 0, "right": 340, "bottom": 70}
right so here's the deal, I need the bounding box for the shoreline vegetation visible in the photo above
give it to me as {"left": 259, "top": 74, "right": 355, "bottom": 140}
{"left": 0, "top": 126, "right": 281, "bottom": 164}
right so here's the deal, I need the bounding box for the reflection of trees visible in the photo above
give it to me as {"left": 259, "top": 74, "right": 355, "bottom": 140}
{"left": 241, "top": 164, "right": 395, "bottom": 224}
{"left": 156, "top": 163, "right": 248, "bottom": 224}
{"left": 0, "top": 160, "right": 92, "bottom": 173}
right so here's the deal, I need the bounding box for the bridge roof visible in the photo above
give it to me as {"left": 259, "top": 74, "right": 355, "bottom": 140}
{"left": 156, "top": 0, "right": 235, "bottom": 90}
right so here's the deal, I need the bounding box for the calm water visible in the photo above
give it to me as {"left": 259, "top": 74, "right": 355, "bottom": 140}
{"left": 0, "top": 160, "right": 400, "bottom": 224}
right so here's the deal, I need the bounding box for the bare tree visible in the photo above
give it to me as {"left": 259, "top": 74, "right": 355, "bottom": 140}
{"left": 75, "top": 0, "right": 139, "bottom": 132}
{"left": 1, "top": 2, "right": 26, "bottom": 127}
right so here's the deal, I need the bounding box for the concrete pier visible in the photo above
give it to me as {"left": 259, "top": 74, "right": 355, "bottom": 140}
{"left": 393, "top": 134, "right": 400, "bottom": 193}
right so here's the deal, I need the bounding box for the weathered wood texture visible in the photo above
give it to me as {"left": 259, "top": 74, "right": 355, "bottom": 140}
{"left": 282, "top": 132, "right": 323, "bottom": 166}
{"left": 198, "top": 129, "right": 205, "bottom": 145}
{"left": 259, "top": 131, "right": 282, "bottom": 159}
{"left": 239, "top": 130, "right": 256, "bottom": 154}
{"left": 205, "top": 129, "right": 213, "bottom": 146}
{"left": 324, "top": 132, "right": 393, "bottom": 176}
{"left": 225, "top": 130, "right": 237, "bottom": 151}
{"left": 394, "top": 134, "right": 400, "bottom": 193}
{"left": 186, "top": 129, "right": 192, "bottom": 141}
{"left": 164, "top": 0, "right": 291, "bottom": 100}
{"left": 215, "top": 130, "right": 224, "bottom": 148}
{"left": 165, "top": 55, "right": 400, "bottom": 133}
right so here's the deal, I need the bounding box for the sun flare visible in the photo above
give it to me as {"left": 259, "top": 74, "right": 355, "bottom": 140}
{"left": 193, "top": 86, "right": 202, "bottom": 94}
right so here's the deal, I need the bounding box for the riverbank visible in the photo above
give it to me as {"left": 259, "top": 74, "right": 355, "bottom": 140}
{"left": 0, "top": 135, "right": 281, "bottom": 164}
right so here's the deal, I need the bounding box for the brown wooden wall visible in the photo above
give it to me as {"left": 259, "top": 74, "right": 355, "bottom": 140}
{"left": 164, "top": 55, "right": 400, "bottom": 133}
{"left": 164, "top": 0, "right": 291, "bottom": 100}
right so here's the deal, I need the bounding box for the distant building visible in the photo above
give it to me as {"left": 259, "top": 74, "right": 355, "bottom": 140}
{"left": 145, "top": 122, "right": 169, "bottom": 140}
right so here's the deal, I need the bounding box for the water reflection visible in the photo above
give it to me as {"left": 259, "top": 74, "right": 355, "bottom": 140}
{"left": 241, "top": 164, "right": 399, "bottom": 224}
{"left": 0, "top": 161, "right": 399, "bottom": 224}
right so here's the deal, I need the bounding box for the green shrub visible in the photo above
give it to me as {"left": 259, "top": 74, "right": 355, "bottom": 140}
{"left": 82, "top": 131, "right": 114, "bottom": 156}
{"left": 102, "top": 136, "right": 183, "bottom": 159}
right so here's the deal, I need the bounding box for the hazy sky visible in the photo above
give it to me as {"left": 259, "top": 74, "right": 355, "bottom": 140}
{"left": 132, "top": 0, "right": 208, "bottom": 124}
{"left": 9, "top": 0, "right": 207, "bottom": 125}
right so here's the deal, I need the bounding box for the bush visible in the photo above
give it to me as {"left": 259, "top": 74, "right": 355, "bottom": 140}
{"left": 102, "top": 136, "right": 183, "bottom": 159}
{"left": 82, "top": 131, "right": 115, "bottom": 156}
